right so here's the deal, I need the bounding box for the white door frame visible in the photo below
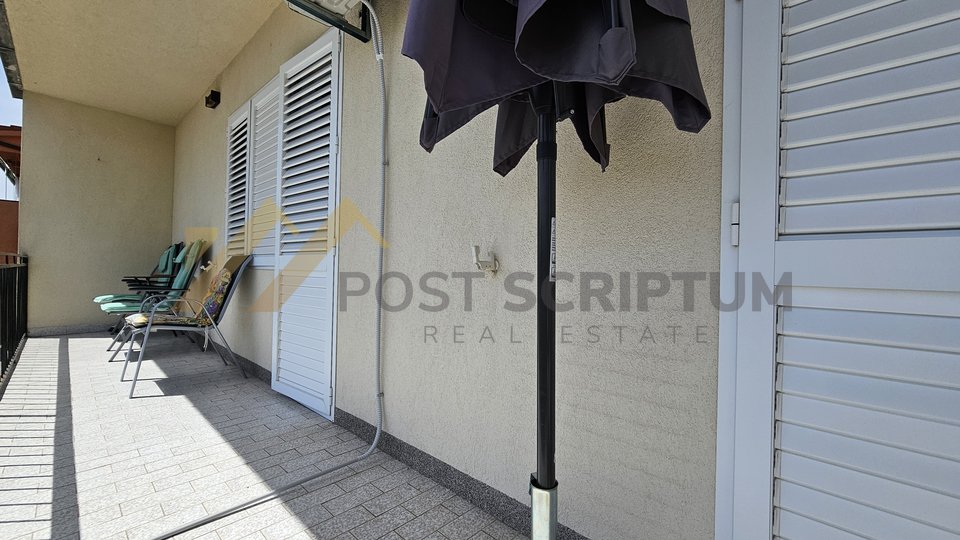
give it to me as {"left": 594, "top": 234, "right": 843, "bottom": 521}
{"left": 328, "top": 30, "right": 344, "bottom": 421}
{"left": 713, "top": 0, "right": 743, "bottom": 538}
{"left": 715, "top": 1, "right": 784, "bottom": 539}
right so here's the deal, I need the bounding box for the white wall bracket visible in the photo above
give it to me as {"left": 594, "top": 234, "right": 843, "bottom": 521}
{"left": 472, "top": 245, "right": 499, "bottom": 274}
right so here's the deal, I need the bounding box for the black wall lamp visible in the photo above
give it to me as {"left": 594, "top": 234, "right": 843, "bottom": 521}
{"left": 205, "top": 90, "right": 221, "bottom": 109}
{"left": 287, "top": 0, "right": 371, "bottom": 43}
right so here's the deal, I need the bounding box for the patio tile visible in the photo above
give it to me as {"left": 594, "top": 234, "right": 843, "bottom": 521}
{"left": 362, "top": 483, "right": 421, "bottom": 516}
{"left": 311, "top": 505, "right": 375, "bottom": 538}
{"left": 440, "top": 496, "right": 474, "bottom": 516}
{"left": 481, "top": 520, "right": 526, "bottom": 540}
{"left": 0, "top": 335, "right": 525, "bottom": 540}
{"left": 324, "top": 483, "right": 384, "bottom": 516}
{"left": 213, "top": 503, "right": 293, "bottom": 539}
{"left": 438, "top": 509, "right": 495, "bottom": 540}
{"left": 350, "top": 505, "right": 415, "bottom": 539}
{"left": 403, "top": 486, "right": 455, "bottom": 516}
{"left": 336, "top": 465, "right": 393, "bottom": 492}
{"left": 124, "top": 504, "right": 208, "bottom": 540}
{"left": 395, "top": 505, "right": 458, "bottom": 540}
{"left": 372, "top": 468, "right": 422, "bottom": 492}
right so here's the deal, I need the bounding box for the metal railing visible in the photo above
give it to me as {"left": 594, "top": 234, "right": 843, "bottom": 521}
{"left": 0, "top": 253, "right": 27, "bottom": 379}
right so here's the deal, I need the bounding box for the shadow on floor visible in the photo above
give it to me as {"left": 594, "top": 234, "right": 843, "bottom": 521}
{"left": 0, "top": 334, "right": 525, "bottom": 540}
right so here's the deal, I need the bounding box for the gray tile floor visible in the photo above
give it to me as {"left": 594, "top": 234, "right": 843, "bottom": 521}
{"left": 0, "top": 334, "right": 526, "bottom": 540}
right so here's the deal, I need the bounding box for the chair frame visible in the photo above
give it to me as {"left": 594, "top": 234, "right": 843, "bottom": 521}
{"left": 106, "top": 294, "right": 183, "bottom": 354}
{"left": 117, "top": 297, "right": 247, "bottom": 398}
{"left": 112, "top": 255, "right": 251, "bottom": 398}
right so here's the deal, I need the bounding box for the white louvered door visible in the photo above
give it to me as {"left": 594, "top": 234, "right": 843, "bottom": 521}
{"left": 271, "top": 30, "right": 341, "bottom": 418}
{"left": 249, "top": 76, "right": 281, "bottom": 268}
{"left": 733, "top": 1, "right": 960, "bottom": 538}
{"left": 225, "top": 107, "right": 251, "bottom": 256}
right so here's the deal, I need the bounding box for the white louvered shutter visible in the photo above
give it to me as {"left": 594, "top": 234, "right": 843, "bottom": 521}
{"left": 778, "top": 0, "right": 960, "bottom": 235}
{"left": 734, "top": 1, "right": 960, "bottom": 539}
{"left": 270, "top": 30, "right": 341, "bottom": 418}
{"left": 225, "top": 107, "right": 251, "bottom": 256}
{"left": 249, "top": 77, "right": 281, "bottom": 267}
{"left": 279, "top": 46, "right": 336, "bottom": 256}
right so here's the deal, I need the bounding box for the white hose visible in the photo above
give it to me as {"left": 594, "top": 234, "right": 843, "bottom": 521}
{"left": 152, "top": 3, "right": 387, "bottom": 538}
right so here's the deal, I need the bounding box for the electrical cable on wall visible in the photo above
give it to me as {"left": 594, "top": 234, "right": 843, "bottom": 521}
{"left": 152, "top": 2, "right": 387, "bottom": 537}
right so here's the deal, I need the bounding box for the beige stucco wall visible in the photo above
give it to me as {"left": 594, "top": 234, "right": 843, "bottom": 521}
{"left": 171, "top": 7, "right": 332, "bottom": 370}
{"left": 20, "top": 92, "right": 175, "bottom": 332}
{"left": 171, "top": 1, "right": 724, "bottom": 538}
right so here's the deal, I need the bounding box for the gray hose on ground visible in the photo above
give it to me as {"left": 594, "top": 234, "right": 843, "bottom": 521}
{"left": 153, "top": 3, "right": 386, "bottom": 538}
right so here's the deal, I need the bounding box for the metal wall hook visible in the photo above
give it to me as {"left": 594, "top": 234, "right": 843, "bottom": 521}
{"left": 472, "top": 245, "right": 499, "bottom": 274}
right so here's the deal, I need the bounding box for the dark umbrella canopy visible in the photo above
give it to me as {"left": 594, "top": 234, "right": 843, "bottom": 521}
{"left": 402, "top": 2, "right": 711, "bottom": 536}
{"left": 403, "top": 0, "right": 711, "bottom": 176}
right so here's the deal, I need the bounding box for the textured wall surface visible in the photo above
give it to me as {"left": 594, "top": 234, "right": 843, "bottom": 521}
{"left": 171, "top": 7, "right": 332, "bottom": 369}
{"left": 19, "top": 92, "right": 175, "bottom": 331}
{"left": 336, "top": 1, "right": 726, "bottom": 538}
{"left": 171, "top": 1, "right": 725, "bottom": 538}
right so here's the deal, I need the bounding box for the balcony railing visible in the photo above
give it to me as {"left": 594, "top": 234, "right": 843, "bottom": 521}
{"left": 0, "top": 252, "right": 27, "bottom": 392}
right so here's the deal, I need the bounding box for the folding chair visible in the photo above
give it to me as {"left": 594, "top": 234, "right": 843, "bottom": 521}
{"left": 113, "top": 255, "right": 252, "bottom": 398}
{"left": 102, "top": 239, "right": 207, "bottom": 344}
{"left": 93, "top": 242, "right": 183, "bottom": 304}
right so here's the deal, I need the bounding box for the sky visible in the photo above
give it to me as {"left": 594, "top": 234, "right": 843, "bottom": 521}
{"left": 0, "top": 67, "right": 22, "bottom": 126}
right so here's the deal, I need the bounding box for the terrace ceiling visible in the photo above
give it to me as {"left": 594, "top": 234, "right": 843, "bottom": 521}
{"left": 3, "top": 0, "right": 282, "bottom": 125}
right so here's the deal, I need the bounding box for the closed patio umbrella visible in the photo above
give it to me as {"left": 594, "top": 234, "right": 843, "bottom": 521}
{"left": 403, "top": 1, "right": 710, "bottom": 537}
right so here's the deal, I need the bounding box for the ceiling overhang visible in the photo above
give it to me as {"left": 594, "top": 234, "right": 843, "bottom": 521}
{"left": 1, "top": 0, "right": 282, "bottom": 125}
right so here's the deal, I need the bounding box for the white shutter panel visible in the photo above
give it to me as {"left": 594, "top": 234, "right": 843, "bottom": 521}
{"left": 279, "top": 45, "right": 336, "bottom": 255}
{"left": 225, "top": 106, "right": 251, "bottom": 256}
{"left": 774, "top": 303, "right": 960, "bottom": 540}
{"left": 769, "top": 2, "right": 960, "bottom": 539}
{"left": 271, "top": 30, "right": 341, "bottom": 418}
{"left": 778, "top": 0, "right": 960, "bottom": 235}
{"left": 250, "top": 77, "right": 281, "bottom": 267}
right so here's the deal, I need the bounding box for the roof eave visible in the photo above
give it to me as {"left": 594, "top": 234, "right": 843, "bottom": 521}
{"left": 0, "top": 0, "right": 22, "bottom": 100}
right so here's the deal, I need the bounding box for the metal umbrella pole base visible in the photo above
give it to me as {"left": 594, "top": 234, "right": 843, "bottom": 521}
{"left": 530, "top": 475, "right": 558, "bottom": 539}
{"left": 531, "top": 89, "right": 558, "bottom": 540}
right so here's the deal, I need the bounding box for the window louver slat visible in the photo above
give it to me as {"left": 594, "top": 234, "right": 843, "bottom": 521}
{"left": 283, "top": 133, "right": 331, "bottom": 157}
{"left": 283, "top": 138, "right": 330, "bottom": 164}
{"left": 286, "top": 78, "right": 333, "bottom": 113}
{"left": 285, "top": 105, "right": 332, "bottom": 136}
{"left": 283, "top": 94, "right": 329, "bottom": 127}
{"left": 283, "top": 115, "right": 331, "bottom": 143}
{"left": 284, "top": 180, "right": 330, "bottom": 198}
{"left": 286, "top": 58, "right": 331, "bottom": 91}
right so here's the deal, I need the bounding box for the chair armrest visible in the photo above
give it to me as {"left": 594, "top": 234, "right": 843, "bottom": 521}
{"left": 122, "top": 275, "right": 175, "bottom": 285}
{"left": 125, "top": 285, "right": 191, "bottom": 293}
{"left": 145, "top": 298, "right": 215, "bottom": 327}
{"left": 122, "top": 273, "right": 175, "bottom": 280}
{"left": 122, "top": 276, "right": 175, "bottom": 290}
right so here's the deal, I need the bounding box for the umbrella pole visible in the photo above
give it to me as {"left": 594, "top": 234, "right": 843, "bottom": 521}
{"left": 530, "top": 103, "right": 558, "bottom": 540}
